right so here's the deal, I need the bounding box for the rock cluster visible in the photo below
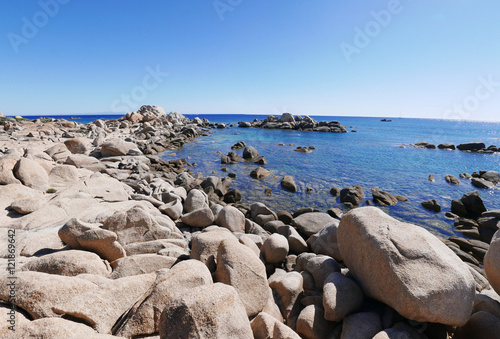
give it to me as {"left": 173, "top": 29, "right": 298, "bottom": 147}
{"left": 413, "top": 141, "right": 499, "bottom": 154}
{"left": 238, "top": 113, "right": 348, "bottom": 133}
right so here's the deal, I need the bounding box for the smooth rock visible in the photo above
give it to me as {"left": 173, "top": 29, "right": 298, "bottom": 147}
{"left": 215, "top": 205, "right": 246, "bottom": 233}
{"left": 338, "top": 207, "right": 475, "bottom": 326}
{"left": 110, "top": 254, "right": 177, "bottom": 279}
{"left": 158, "top": 283, "right": 253, "bottom": 339}
{"left": 191, "top": 228, "right": 236, "bottom": 271}
{"left": 296, "top": 305, "right": 334, "bottom": 339}
{"left": 0, "top": 271, "right": 96, "bottom": 319}
{"left": 53, "top": 273, "right": 155, "bottom": 334}
{"left": 323, "top": 272, "right": 363, "bottom": 321}
{"left": 261, "top": 233, "right": 289, "bottom": 264}
{"left": 21, "top": 249, "right": 111, "bottom": 277}
{"left": 13, "top": 158, "right": 50, "bottom": 191}
{"left": 181, "top": 206, "right": 215, "bottom": 228}
{"left": 215, "top": 238, "right": 269, "bottom": 316}
{"left": 340, "top": 311, "right": 383, "bottom": 339}
{"left": 291, "top": 212, "right": 336, "bottom": 238}
{"left": 309, "top": 220, "right": 342, "bottom": 261}
{"left": 251, "top": 312, "right": 301, "bottom": 339}
{"left": 184, "top": 189, "right": 207, "bottom": 213}
{"left": 115, "top": 260, "right": 213, "bottom": 337}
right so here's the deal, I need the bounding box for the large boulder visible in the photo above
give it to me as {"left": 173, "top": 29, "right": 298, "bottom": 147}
{"left": 13, "top": 317, "right": 117, "bottom": 339}
{"left": 215, "top": 205, "right": 246, "bottom": 233}
{"left": 215, "top": 238, "right": 269, "bottom": 316}
{"left": 250, "top": 312, "right": 301, "bottom": 339}
{"left": 110, "top": 254, "right": 177, "bottom": 279}
{"left": 180, "top": 207, "right": 215, "bottom": 228}
{"left": 322, "top": 272, "right": 363, "bottom": 321}
{"left": 337, "top": 207, "right": 475, "bottom": 326}
{"left": 13, "top": 158, "right": 50, "bottom": 191}
{"left": 279, "top": 112, "right": 295, "bottom": 123}
{"left": 53, "top": 273, "right": 156, "bottom": 334}
{"left": 115, "top": 260, "right": 213, "bottom": 337}
{"left": 102, "top": 206, "right": 174, "bottom": 245}
{"left": 291, "top": 212, "right": 336, "bottom": 238}
{"left": 309, "top": 220, "right": 342, "bottom": 260}
{"left": 191, "top": 228, "right": 236, "bottom": 272}
{"left": 0, "top": 271, "right": 96, "bottom": 319}
{"left": 158, "top": 283, "right": 253, "bottom": 339}
{"left": 0, "top": 158, "right": 21, "bottom": 184}
{"left": 260, "top": 233, "right": 289, "bottom": 263}
{"left": 64, "top": 137, "right": 89, "bottom": 154}
{"left": 100, "top": 140, "right": 142, "bottom": 157}
{"left": 485, "top": 230, "right": 500, "bottom": 295}
{"left": 21, "top": 250, "right": 111, "bottom": 277}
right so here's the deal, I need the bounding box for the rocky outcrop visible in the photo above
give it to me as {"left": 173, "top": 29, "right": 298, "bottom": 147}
{"left": 281, "top": 175, "right": 297, "bottom": 192}
{"left": 238, "top": 113, "right": 348, "bottom": 133}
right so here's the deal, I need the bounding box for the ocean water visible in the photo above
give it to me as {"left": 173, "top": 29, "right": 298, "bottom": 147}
{"left": 19, "top": 112, "right": 500, "bottom": 237}
{"left": 176, "top": 114, "right": 500, "bottom": 237}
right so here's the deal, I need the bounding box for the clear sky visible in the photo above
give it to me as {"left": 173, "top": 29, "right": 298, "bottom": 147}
{"left": 1, "top": 0, "right": 499, "bottom": 120}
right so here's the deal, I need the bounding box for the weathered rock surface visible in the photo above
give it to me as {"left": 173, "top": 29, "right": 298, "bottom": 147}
{"left": 110, "top": 254, "right": 177, "bottom": 279}
{"left": 101, "top": 140, "right": 141, "bottom": 157}
{"left": 250, "top": 312, "right": 301, "bottom": 339}
{"left": 0, "top": 271, "right": 97, "bottom": 319}
{"left": 215, "top": 238, "right": 269, "bottom": 316}
{"left": 191, "top": 228, "right": 236, "bottom": 271}
{"left": 158, "top": 283, "right": 253, "bottom": 339}
{"left": 291, "top": 212, "right": 336, "bottom": 238}
{"left": 180, "top": 207, "right": 215, "bottom": 228}
{"left": 115, "top": 260, "right": 213, "bottom": 337}
{"left": 215, "top": 205, "right": 246, "bottom": 232}
{"left": 21, "top": 250, "right": 111, "bottom": 277}
{"left": 338, "top": 207, "right": 475, "bottom": 326}
{"left": 53, "top": 273, "right": 155, "bottom": 334}
{"left": 103, "top": 206, "right": 176, "bottom": 245}
{"left": 309, "top": 220, "right": 342, "bottom": 260}
{"left": 13, "top": 158, "right": 50, "bottom": 191}
{"left": 261, "top": 233, "right": 289, "bottom": 263}
{"left": 323, "top": 272, "right": 363, "bottom": 322}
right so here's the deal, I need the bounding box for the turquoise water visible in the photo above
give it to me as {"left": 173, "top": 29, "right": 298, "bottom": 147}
{"left": 177, "top": 115, "right": 500, "bottom": 237}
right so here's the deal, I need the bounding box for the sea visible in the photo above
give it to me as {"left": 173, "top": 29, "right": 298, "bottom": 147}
{"left": 19, "top": 113, "right": 500, "bottom": 238}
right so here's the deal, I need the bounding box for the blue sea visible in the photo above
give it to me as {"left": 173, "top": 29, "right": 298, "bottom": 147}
{"left": 20, "top": 113, "right": 500, "bottom": 237}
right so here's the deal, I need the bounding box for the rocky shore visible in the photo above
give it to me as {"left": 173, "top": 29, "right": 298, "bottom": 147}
{"left": 1, "top": 106, "right": 500, "bottom": 338}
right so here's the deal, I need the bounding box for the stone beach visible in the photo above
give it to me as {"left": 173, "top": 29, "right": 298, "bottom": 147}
{"left": 1, "top": 106, "right": 500, "bottom": 338}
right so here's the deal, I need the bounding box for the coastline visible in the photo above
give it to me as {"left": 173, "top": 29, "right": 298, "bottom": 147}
{"left": 1, "top": 105, "right": 499, "bottom": 337}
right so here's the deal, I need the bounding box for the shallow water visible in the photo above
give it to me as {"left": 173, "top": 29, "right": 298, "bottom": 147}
{"left": 171, "top": 115, "right": 500, "bottom": 237}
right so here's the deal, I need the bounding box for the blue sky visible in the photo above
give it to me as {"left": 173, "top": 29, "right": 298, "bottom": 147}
{"left": 1, "top": 0, "right": 499, "bottom": 120}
